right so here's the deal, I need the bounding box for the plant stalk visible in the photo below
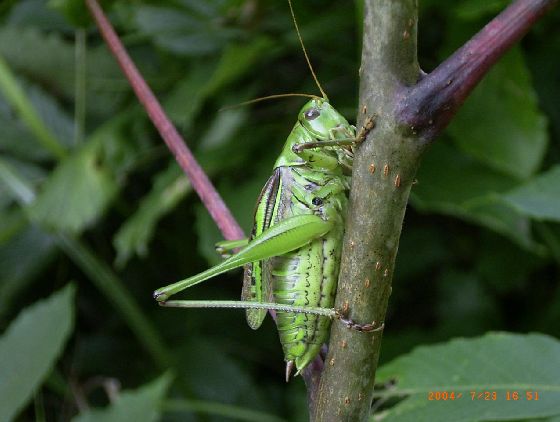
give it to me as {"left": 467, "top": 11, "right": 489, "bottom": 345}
{"left": 314, "top": 1, "right": 421, "bottom": 420}
{"left": 314, "top": 0, "right": 557, "bottom": 420}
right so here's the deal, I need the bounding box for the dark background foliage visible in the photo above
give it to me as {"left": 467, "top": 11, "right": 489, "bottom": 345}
{"left": 0, "top": 0, "right": 559, "bottom": 420}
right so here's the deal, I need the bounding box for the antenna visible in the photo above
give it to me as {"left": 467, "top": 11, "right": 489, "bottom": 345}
{"left": 287, "top": 0, "right": 328, "bottom": 101}
{"left": 220, "top": 93, "right": 321, "bottom": 111}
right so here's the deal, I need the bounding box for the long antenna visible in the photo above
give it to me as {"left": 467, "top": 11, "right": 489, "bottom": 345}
{"left": 287, "top": 0, "right": 328, "bottom": 101}
{"left": 220, "top": 93, "right": 322, "bottom": 111}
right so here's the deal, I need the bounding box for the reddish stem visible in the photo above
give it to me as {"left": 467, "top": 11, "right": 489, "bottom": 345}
{"left": 397, "top": 0, "right": 558, "bottom": 141}
{"left": 85, "top": 0, "right": 244, "bottom": 241}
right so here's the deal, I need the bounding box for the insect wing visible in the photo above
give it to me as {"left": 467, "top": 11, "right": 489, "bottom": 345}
{"left": 242, "top": 168, "right": 282, "bottom": 329}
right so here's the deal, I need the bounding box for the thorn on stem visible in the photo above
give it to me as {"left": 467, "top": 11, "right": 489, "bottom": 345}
{"left": 357, "top": 115, "right": 376, "bottom": 143}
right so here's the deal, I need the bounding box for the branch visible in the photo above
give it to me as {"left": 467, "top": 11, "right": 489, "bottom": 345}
{"left": 315, "top": 1, "right": 421, "bottom": 420}
{"left": 396, "top": 0, "right": 558, "bottom": 141}
{"left": 85, "top": 0, "right": 244, "bottom": 241}
{"left": 315, "top": 0, "right": 556, "bottom": 420}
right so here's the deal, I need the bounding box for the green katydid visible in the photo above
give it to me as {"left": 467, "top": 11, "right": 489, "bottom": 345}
{"left": 153, "top": 0, "right": 382, "bottom": 380}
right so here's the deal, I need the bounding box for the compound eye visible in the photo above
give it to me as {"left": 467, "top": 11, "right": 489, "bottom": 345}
{"left": 304, "top": 108, "right": 320, "bottom": 121}
{"left": 312, "top": 197, "right": 323, "bottom": 206}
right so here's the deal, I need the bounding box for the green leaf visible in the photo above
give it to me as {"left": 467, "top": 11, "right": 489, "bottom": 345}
{"left": 29, "top": 141, "right": 118, "bottom": 233}
{"left": 411, "top": 143, "right": 541, "bottom": 252}
{"left": 435, "top": 270, "right": 499, "bottom": 335}
{"left": 56, "top": 235, "right": 171, "bottom": 369}
{"left": 8, "top": 0, "right": 71, "bottom": 31}
{"left": 199, "top": 109, "right": 248, "bottom": 151}
{"left": 163, "top": 38, "right": 271, "bottom": 131}
{"left": 447, "top": 48, "right": 548, "bottom": 179}
{"left": 86, "top": 111, "right": 150, "bottom": 182}
{"left": 374, "top": 333, "right": 560, "bottom": 422}
{"left": 0, "top": 55, "right": 67, "bottom": 159}
{"left": 131, "top": 4, "right": 241, "bottom": 56}
{"left": 0, "top": 92, "right": 49, "bottom": 162}
{"left": 48, "top": 0, "right": 90, "bottom": 27}
{"left": 195, "top": 167, "right": 268, "bottom": 265}
{"left": 525, "top": 29, "right": 560, "bottom": 149}
{"left": 72, "top": 373, "right": 172, "bottom": 422}
{"left": 0, "top": 27, "right": 72, "bottom": 97}
{"left": 203, "top": 37, "right": 275, "bottom": 96}
{"left": 0, "top": 223, "right": 56, "bottom": 319}
{"left": 394, "top": 226, "right": 450, "bottom": 282}
{"left": 178, "top": 339, "right": 272, "bottom": 413}
{"left": 0, "top": 158, "right": 41, "bottom": 206}
{"left": 0, "top": 284, "right": 75, "bottom": 421}
{"left": 163, "top": 61, "right": 216, "bottom": 130}
{"left": 503, "top": 166, "right": 560, "bottom": 222}
{"left": 453, "top": 0, "right": 511, "bottom": 20}
{"left": 164, "top": 398, "right": 287, "bottom": 422}
{"left": 113, "top": 163, "right": 191, "bottom": 268}
{"left": 0, "top": 208, "right": 27, "bottom": 244}
{"left": 25, "top": 80, "right": 75, "bottom": 148}
{"left": 475, "top": 232, "right": 543, "bottom": 294}
{"left": 0, "top": 26, "right": 125, "bottom": 117}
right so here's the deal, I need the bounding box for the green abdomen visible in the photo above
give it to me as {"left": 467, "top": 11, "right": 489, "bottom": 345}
{"left": 269, "top": 166, "right": 347, "bottom": 372}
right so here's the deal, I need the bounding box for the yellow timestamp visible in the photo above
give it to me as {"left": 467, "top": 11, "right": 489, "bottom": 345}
{"left": 469, "top": 391, "right": 540, "bottom": 401}
{"left": 505, "top": 391, "right": 540, "bottom": 401}
{"left": 427, "top": 391, "right": 541, "bottom": 401}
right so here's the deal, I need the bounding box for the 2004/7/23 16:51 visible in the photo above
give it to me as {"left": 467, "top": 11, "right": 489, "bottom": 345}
{"left": 427, "top": 391, "right": 540, "bottom": 401}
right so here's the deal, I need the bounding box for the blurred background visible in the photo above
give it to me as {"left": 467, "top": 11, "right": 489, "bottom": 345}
{"left": 0, "top": 0, "right": 559, "bottom": 420}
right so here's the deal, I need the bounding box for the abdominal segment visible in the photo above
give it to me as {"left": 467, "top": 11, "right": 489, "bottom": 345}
{"left": 271, "top": 228, "right": 341, "bottom": 371}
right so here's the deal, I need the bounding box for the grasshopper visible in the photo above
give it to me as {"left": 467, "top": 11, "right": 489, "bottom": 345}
{"left": 154, "top": 0, "right": 381, "bottom": 380}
